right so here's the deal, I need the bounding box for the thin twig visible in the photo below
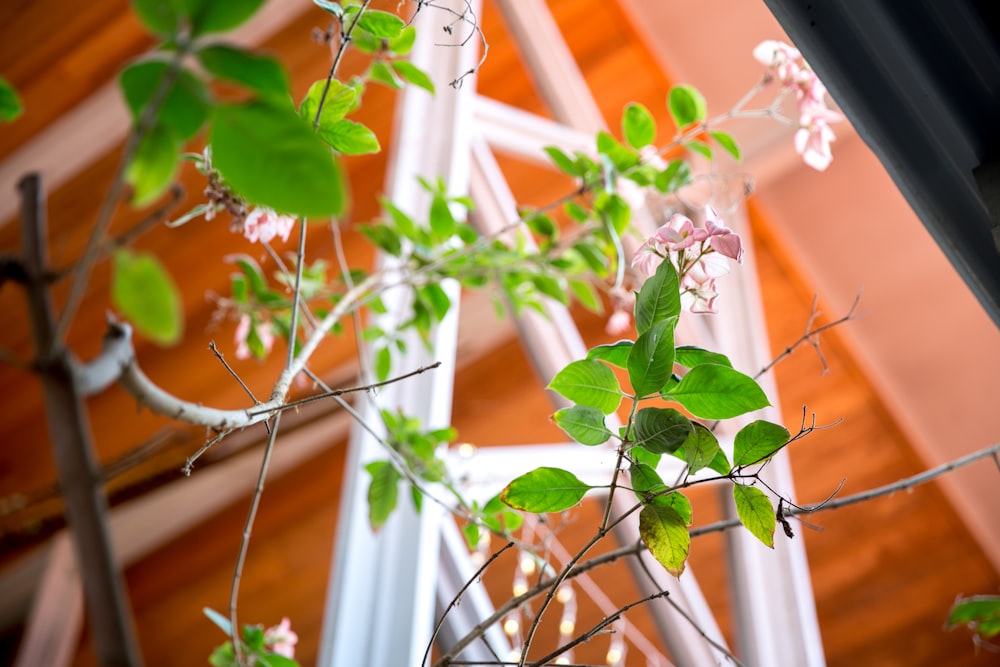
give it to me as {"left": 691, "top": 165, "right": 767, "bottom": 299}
{"left": 209, "top": 341, "right": 259, "bottom": 405}
{"left": 755, "top": 290, "right": 863, "bottom": 379}
{"left": 528, "top": 591, "right": 669, "bottom": 667}
{"left": 691, "top": 441, "right": 1000, "bottom": 538}
{"left": 423, "top": 541, "right": 516, "bottom": 667}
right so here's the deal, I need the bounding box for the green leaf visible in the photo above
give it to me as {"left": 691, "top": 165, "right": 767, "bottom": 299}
{"left": 629, "top": 463, "right": 669, "bottom": 505}
{"left": 525, "top": 212, "right": 557, "bottom": 240}
{"left": 568, "top": 280, "right": 602, "bottom": 313}
{"left": 357, "top": 9, "right": 405, "bottom": 38}
{"left": 709, "top": 130, "right": 741, "bottom": 160}
{"left": 661, "top": 491, "right": 693, "bottom": 525}
{"left": 594, "top": 192, "right": 630, "bottom": 235}
{"left": 391, "top": 61, "right": 435, "bottom": 94}
{"left": 125, "top": 123, "right": 181, "bottom": 206}
{"left": 680, "top": 423, "right": 722, "bottom": 474}
{"left": 733, "top": 420, "right": 790, "bottom": 467}
{"left": 313, "top": 0, "right": 343, "bottom": 17}
{"left": 120, "top": 58, "right": 210, "bottom": 140}
{"left": 553, "top": 405, "right": 612, "bottom": 445}
{"left": 208, "top": 642, "right": 236, "bottom": 667}
{"left": 374, "top": 345, "right": 391, "bottom": 382}
{"left": 685, "top": 140, "right": 713, "bottom": 160}
{"left": 211, "top": 100, "right": 344, "bottom": 217}
{"left": 587, "top": 341, "right": 632, "bottom": 369}
{"left": 627, "top": 319, "right": 676, "bottom": 398}
{"left": 187, "top": 0, "right": 267, "bottom": 36}
{"left": 639, "top": 504, "right": 690, "bottom": 577}
{"left": 668, "top": 84, "right": 707, "bottom": 128}
{"left": 389, "top": 26, "right": 417, "bottom": 54}
{"left": 318, "top": 118, "right": 380, "bottom": 155}
{"left": 203, "top": 607, "right": 233, "bottom": 637}
{"left": 622, "top": 102, "right": 656, "bottom": 149}
{"left": 544, "top": 146, "right": 581, "bottom": 177}
{"left": 733, "top": 484, "right": 775, "bottom": 548}
{"left": 197, "top": 44, "right": 290, "bottom": 100}
{"left": 629, "top": 445, "right": 660, "bottom": 469}
{"left": 111, "top": 249, "right": 183, "bottom": 345}
{"left": 548, "top": 359, "right": 622, "bottom": 415}
{"left": 666, "top": 364, "right": 769, "bottom": 420}
{"left": 634, "top": 258, "right": 681, "bottom": 335}
{"left": 631, "top": 407, "right": 692, "bottom": 455}
{"left": 369, "top": 61, "right": 403, "bottom": 89}
{"left": 0, "top": 76, "right": 24, "bottom": 122}
{"left": 365, "top": 460, "right": 401, "bottom": 530}
{"left": 501, "top": 467, "right": 592, "bottom": 513}
{"left": 654, "top": 160, "right": 691, "bottom": 194}
{"left": 130, "top": 0, "right": 179, "bottom": 35}
{"left": 299, "top": 79, "right": 357, "bottom": 127}
{"left": 674, "top": 345, "right": 732, "bottom": 369}
{"left": 947, "top": 595, "right": 1000, "bottom": 638}
{"left": 429, "top": 195, "right": 456, "bottom": 241}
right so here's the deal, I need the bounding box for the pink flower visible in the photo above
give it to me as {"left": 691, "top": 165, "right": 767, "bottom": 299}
{"left": 243, "top": 208, "right": 296, "bottom": 244}
{"left": 234, "top": 313, "right": 275, "bottom": 360}
{"left": 631, "top": 242, "right": 664, "bottom": 279}
{"left": 606, "top": 309, "right": 632, "bottom": 335}
{"left": 264, "top": 617, "right": 298, "bottom": 658}
{"left": 652, "top": 213, "right": 707, "bottom": 252}
{"left": 703, "top": 206, "right": 743, "bottom": 262}
{"left": 754, "top": 39, "right": 842, "bottom": 171}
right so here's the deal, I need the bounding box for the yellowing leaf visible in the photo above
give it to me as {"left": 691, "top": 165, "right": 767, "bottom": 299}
{"left": 639, "top": 504, "right": 690, "bottom": 577}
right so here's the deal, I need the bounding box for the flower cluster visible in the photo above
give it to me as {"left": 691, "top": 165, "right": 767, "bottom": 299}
{"left": 754, "top": 40, "right": 842, "bottom": 171}
{"left": 630, "top": 205, "right": 743, "bottom": 314}
{"left": 243, "top": 207, "right": 297, "bottom": 244}
{"left": 263, "top": 617, "right": 298, "bottom": 659}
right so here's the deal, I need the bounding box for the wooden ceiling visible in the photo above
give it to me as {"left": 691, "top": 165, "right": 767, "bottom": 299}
{"left": 0, "top": 0, "right": 998, "bottom": 665}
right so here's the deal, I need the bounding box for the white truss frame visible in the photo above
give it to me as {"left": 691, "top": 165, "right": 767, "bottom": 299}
{"left": 322, "top": 0, "right": 825, "bottom": 665}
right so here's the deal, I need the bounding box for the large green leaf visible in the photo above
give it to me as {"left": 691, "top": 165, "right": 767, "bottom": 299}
{"left": 668, "top": 84, "right": 707, "bottom": 129}
{"left": 125, "top": 122, "right": 181, "bottom": 206}
{"left": 587, "top": 340, "right": 633, "bottom": 369}
{"left": 186, "top": 0, "right": 267, "bottom": 36}
{"left": 211, "top": 100, "right": 345, "bottom": 217}
{"left": 639, "top": 504, "right": 690, "bottom": 577}
{"left": 629, "top": 463, "right": 669, "bottom": 505}
{"left": 392, "top": 61, "right": 435, "bottom": 94}
{"left": 622, "top": 102, "right": 656, "bottom": 149}
{"left": 674, "top": 345, "right": 732, "bottom": 369}
{"left": 0, "top": 76, "right": 23, "bottom": 122}
{"left": 111, "top": 249, "right": 183, "bottom": 345}
{"left": 130, "top": 0, "right": 179, "bottom": 35}
{"left": 120, "top": 58, "right": 210, "bottom": 139}
{"left": 318, "top": 118, "right": 380, "bottom": 155}
{"left": 627, "top": 319, "right": 676, "bottom": 398}
{"left": 553, "top": 405, "right": 612, "bottom": 445}
{"left": 665, "top": 364, "right": 769, "bottom": 420}
{"left": 733, "top": 484, "right": 775, "bottom": 548}
{"left": 733, "top": 420, "right": 790, "bottom": 467}
{"left": 680, "top": 423, "right": 723, "bottom": 474}
{"left": 501, "top": 467, "right": 592, "bottom": 513}
{"left": 548, "top": 359, "right": 622, "bottom": 415}
{"left": 365, "top": 460, "right": 401, "bottom": 531}
{"left": 299, "top": 79, "right": 357, "bottom": 128}
{"left": 197, "top": 44, "right": 290, "bottom": 100}
{"left": 356, "top": 9, "right": 405, "bottom": 39}
{"left": 631, "top": 407, "right": 692, "bottom": 455}
{"left": 634, "top": 259, "right": 680, "bottom": 335}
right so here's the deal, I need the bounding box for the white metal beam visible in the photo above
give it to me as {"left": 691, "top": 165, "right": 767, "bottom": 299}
{"left": 317, "top": 2, "right": 481, "bottom": 665}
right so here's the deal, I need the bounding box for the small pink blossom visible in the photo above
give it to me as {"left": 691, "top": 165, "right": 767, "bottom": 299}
{"left": 234, "top": 313, "right": 275, "bottom": 360}
{"left": 754, "top": 39, "right": 842, "bottom": 171}
{"left": 264, "top": 617, "right": 298, "bottom": 658}
{"left": 704, "top": 206, "right": 743, "bottom": 262}
{"left": 243, "top": 208, "right": 296, "bottom": 244}
{"left": 652, "top": 213, "right": 707, "bottom": 252}
{"left": 606, "top": 309, "right": 632, "bottom": 335}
